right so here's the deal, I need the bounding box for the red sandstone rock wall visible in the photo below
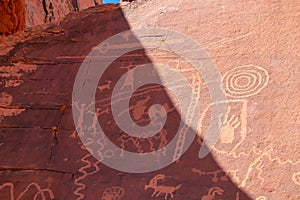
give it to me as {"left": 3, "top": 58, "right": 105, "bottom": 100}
{"left": 25, "top": 0, "right": 100, "bottom": 28}
{"left": 77, "top": 0, "right": 95, "bottom": 10}
{"left": 24, "top": 0, "right": 74, "bottom": 27}
{"left": 1, "top": 0, "right": 103, "bottom": 34}
{"left": 0, "top": 0, "right": 26, "bottom": 35}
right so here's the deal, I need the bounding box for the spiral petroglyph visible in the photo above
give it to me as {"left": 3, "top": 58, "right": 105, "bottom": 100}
{"left": 223, "top": 65, "right": 269, "bottom": 98}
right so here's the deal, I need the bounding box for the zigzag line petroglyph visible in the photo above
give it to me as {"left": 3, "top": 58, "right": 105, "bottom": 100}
{"left": 73, "top": 153, "right": 101, "bottom": 200}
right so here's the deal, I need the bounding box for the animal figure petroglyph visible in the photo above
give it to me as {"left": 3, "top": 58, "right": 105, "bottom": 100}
{"left": 98, "top": 80, "right": 113, "bottom": 92}
{"left": 145, "top": 174, "right": 181, "bottom": 199}
{"left": 201, "top": 187, "right": 224, "bottom": 200}
{"left": 88, "top": 107, "right": 110, "bottom": 136}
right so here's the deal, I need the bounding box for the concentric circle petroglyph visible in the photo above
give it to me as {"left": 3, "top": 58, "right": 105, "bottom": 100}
{"left": 223, "top": 65, "right": 269, "bottom": 98}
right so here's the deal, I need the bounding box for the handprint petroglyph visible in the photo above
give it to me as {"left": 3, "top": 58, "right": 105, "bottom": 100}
{"left": 219, "top": 106, "right": 241, "bottom": 144}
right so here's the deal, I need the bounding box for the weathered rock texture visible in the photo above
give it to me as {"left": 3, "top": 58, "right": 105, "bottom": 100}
{"left": 24, "top": 0, "right": 74, "bottom": 28}
{"left": 0, "top": 0, "right": 26, "bottom": 35}
{"left": 0, "top": 0, "right": 299, "bottom": 200}
{"left": 25, "top": 0, "right": 101, "bottom": 28}
{"left": 0, "top": 0, "right": 103, "bottom": 34}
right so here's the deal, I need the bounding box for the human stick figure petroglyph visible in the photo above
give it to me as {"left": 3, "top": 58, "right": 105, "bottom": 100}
{"left": 120, "top": 63, "right": 136, "bottom": 91}
{"left": 70, "top": 101, "right": 94, "bottom": 138}
{"left": 88, "top": 107, "right": 110, "bottom": 136}
{"left": 145, "top": 174, "right": 181, "bottom": 199}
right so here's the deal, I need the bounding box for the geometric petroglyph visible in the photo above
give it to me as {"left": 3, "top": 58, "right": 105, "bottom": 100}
{"left": 145, "top": 174, "right": 181, "bottom": 200}
{"left": 0, "top": 182, "right": 54, "bottom": 200}
{"left": 223, "top": 65, "right": 269, "bottom": 99}
{"left": 74, "top": 154, "right": 101, "bottom": 200}
{"left": 101, "top": 186, "right": 125, "bottom": 200}
{"left": 201, "top": 187, "right": 224, "bottom": 200}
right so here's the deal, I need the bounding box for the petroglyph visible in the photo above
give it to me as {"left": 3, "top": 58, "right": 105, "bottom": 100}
{"left": 192, "top": 168, "right": 228, "bottom": 183}
{"left": 145, "top": 174, "right": 181, "bottom": 199}
{"left": 219, "top": 106, "right": 241, "bottom": 144}
{"left": 88, "top": 107, "right": 110, "bottom": 136}
{"left": 101, "top": 186, "right": 125, "bottom": 200}
{"left": 98, "top": 80, "right": 113, "bottom": 92}
{"left": 74, "top": 154, "right": 101, "bottom": 200}
{"left": 198, "top": 99, "right": 248, "bottom": 156}
{"left": 0, "top": 182, "right": 54, "bottom": 200}
{"left": 118, "top": 128, "right": 169, "bottom": 156}
{"left": 206, "top": 32, "right": 253, "bottom": 49}
{"left": 222, "top": 65, "right": 269, "bottom": 99}
{"left": 201, "top": 187, "right": 224, "bottom": 200}
{"left": 120, "top": 64, "right": 136, "bottom": 91}
{"left": 256, "top": 196, "right": 267, "bottom": 200}
{"left": 70, "top": 101, "right": 94, "bottom": 138}
{"left": 118, "top": 96, "right": 151, "bottom": 121}
{"left": 292, "top": 171, "right": 300, "bottom": 186}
